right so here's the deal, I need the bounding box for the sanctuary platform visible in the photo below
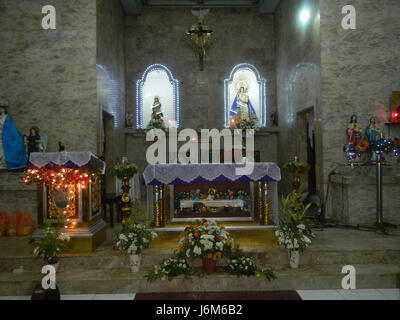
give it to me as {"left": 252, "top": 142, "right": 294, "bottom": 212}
{"left": 0, "top": 227, "right": 399, "bottom": 296}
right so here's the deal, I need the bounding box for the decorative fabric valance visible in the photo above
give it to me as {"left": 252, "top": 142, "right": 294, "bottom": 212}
{"left": 143, "top": 163, "right": 281, "bottom": 186}
{"left": 28, "top": 152, "right": 106, "bottom": 174}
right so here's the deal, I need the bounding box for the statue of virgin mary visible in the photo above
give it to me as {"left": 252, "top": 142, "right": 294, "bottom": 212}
{"left": 230, "top": 80, "right": 258, "bottom": 124}
{"left": 0, "top": 103, "right": 27, "bottom": 170}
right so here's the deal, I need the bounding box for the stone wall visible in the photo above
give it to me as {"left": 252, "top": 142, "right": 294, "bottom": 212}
{"left": 0, "top": 0, "right": 98, "bottom": 220}
{"left": 0, "top": 0, "right": 98, "bottom": 153}
{"left": 275, "top": 0, "right": 322, "bottom": 195}
{"left": 96, "top": 0, "right": 126, "bottom": 193}
{"left": 328, "top": 165, "right": 400, "bottom": 225}
{"left": 320, "top": 0, "right": 400, "bottom": 222}
{"left": 320, "top": 0, "right": 400, "bottom": 186}
{"left": 124, "top": 8, "right": 276, "bottom": 131}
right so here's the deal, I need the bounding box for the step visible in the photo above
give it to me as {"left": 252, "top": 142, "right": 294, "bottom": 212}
{"left": 2, "top": 247, "right": 400, "bottom": 273}
{"left": 0, "top": 264, "right": 399, "bottom": 296}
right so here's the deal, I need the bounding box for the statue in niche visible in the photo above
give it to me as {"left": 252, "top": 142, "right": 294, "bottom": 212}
{"left": 365, "top": 117, "right": 382, "bottom": 144}
{"left": 125, "top": 112, "right": 134, "bottom": 128}
{"left": 346, "top": 115, "right": 362, "bottom": 145}
{"left": 0, "top": 103, "right": 27, "bottom": 170}
{"left": 24, "top": 126, "right": 47, "bottom": 158}
{"left": 147, "top": 96, "right": 166, "bottom": 129}
{"left": 230, "top": 79, "right": 258, "bottom": 126}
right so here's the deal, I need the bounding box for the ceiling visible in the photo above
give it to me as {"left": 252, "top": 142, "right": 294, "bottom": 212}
{"left": 121, "top": 0, "right": 281, "bottom": 14}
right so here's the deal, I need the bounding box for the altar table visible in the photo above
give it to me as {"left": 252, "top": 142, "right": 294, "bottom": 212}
{"left": 143, "top": 163, "right": 281, "bottom": 227}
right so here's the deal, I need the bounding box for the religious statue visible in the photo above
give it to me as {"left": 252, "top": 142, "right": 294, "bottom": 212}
{"left": 58, "top": 141, "right": 66, "bottom": 152}
{"left": 24, "top": 126, "right": 47, "bottom": 158}
{"left": 230, "top": 80, "right": 258, "bottom": 126}
{"left": 346, "top": 115, "right": 362, "bottom": 145}
{"left": 365, "top": 117, "right": 382, "bottom": 144}
{"left": 0, "top": 103, "right": 27, "bottom": 170}
{"left": 148, "top": 97, "right": 165, "bottom": 129}
{"left": 125, "top": 113, "right": 134, "bottom": 128}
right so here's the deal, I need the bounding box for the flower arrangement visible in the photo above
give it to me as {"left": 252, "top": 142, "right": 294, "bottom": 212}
{"left": 115, "top": 206, "right": 157, "bottom": 255}
{"left": 144, "top": 219, "right": 277, "bottom": 282}
{"left": 177, "top": 219, "right": 234, "bottom": 260}
{"left": 30, "top": 221, "right": 70, "bottom": 264}
{"left": 225, "top": 250, "right": 276, "bottom": 281}
{"left": 231, "top": 118, "right": 258, "bottom": 130}
{"left": 145, "top": 257, "right": 196, "bottom": 282}
{"left": 111, "top": 164, "right": 137, "bottom": 179}
{"left": 276, "top": 193, "right": 315, "bottom": 253}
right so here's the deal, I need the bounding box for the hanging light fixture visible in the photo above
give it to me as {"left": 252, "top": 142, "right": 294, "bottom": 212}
{"left": 186, "top": 9, "right": 213, "bottom": 71}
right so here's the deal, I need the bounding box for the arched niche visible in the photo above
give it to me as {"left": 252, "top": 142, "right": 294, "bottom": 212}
{"left": 136, "top": 64, "right": 180, "bottom": 129}
{"left": 224, "top": 63, "right": 267, "bottom": 128}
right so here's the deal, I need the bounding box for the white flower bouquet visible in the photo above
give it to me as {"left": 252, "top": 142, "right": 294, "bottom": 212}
{"left": 145, "top": 257, "right": 195, "bottom": 282}
{"left": 177, "top": 219, "right": 234, "bottom": 260}
{"left": 276, "top": 193, "right": 315, "bottom": 253}
{"left": 115, "top": 223, "right": 158, "bottom": 255}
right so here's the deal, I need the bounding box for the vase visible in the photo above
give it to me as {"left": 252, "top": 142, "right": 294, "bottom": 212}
{"left": 129, "top": 254, "right": 141, "bottom": 273}
{"left": 202, "top": 258, "right": 217, "bottom": 273}
{"left": 288, "top": 250, "right": 300, "bottom": 269}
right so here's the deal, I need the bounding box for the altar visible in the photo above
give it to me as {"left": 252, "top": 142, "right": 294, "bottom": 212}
{"left": 27, "top": 152, "right": 107, "bottom": 252}
{"left": 143, "top": 163, "right": 281, "bottom": 227}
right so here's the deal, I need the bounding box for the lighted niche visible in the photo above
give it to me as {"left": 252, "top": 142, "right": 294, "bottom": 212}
{"left": 224, "top": 63, "right": 267, "bottom": 128}
{"left": 136, "top": 64, "right": 180, "bottom": 129}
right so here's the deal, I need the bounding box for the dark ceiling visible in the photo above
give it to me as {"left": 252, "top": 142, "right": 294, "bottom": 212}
{"left": 121, "top": 0, "right": 281, "bottom": 14}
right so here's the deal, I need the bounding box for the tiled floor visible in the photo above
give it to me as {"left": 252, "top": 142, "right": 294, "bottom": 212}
{"left": 0, "top": 290, "right": 399, "bottom": 300}
{"left": 297, "top": 289, "right": 400, "bottom": 300}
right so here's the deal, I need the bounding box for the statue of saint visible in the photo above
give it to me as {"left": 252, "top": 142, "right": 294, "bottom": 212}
{"left": 148, "top": 97, "right": 165, "bottom": 129}
{"left": 346, "top": 115, "right": 362, "bottom": 145}
{"left": 365, "top": 117, "right": 382, "bottom": 144}
{"left": 0, "top": 103, "right": 27, "bottom": 170}
{"left": 230, "top": 81, "right": 258, "bottom": 125}
{"left": 24, "top": 126, "right": 47, "bottom": 158}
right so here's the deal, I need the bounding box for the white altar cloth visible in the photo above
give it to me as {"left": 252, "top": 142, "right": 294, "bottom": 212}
{"left": 143, "top": 163, "right": 281, "bottom": 186}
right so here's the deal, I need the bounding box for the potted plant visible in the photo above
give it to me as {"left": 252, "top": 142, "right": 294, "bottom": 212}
{"left": 115, "top": 205, "right": 158, "bottom": 273}
{"left": 30, "top": 221, "right": 71, "bottom": 270}
{"left": 276, "top": 193, "right": 315, "bottom": 269}
{"left": 177, "top": 219, "right": 234, "bottom": 273}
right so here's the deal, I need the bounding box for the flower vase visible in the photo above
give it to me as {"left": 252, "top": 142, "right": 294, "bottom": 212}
{"left": 288, "top": 250, "right": 300, "bottom": 269}
{"left": 129, "top": 254, "right": 141, "bottom": 273}
{"left": 202, "top": 258, "right": 217, "bottom": 273}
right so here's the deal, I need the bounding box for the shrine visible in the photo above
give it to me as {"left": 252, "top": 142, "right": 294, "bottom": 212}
{"left": 0, "top": 0, "right": 399, "bottom": 302}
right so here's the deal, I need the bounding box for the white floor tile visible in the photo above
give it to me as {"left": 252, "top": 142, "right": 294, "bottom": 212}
{"left": 337, "top": 289, "right": 387, "bottom": 300}
{"left": 0, "top": 296, "right": 30, "bottom": 300}
{"left": 61, "top": 294, "right": 95, "bottom": 300}
{"left": 377, "top": 289, "right": 400, "bottom": 300}
{"left": 297, "top": 290, "right": 345, "bottom": 300}
{"left": 92, "top": 294, "right": 135, "bottom": 300}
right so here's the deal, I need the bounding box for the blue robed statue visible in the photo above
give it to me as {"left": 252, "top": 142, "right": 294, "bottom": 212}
{"left": 0, "top": 103, "right": 27, "bottom": 170}
{"left": 230, "top": 86, "right": 258, "bottom": 124}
